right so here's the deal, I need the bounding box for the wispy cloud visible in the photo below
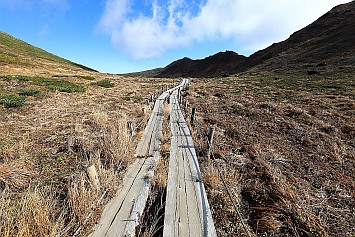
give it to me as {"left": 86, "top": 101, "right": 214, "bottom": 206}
{"left": 97, "top": 0, "right": 352, "bottom": 59}
{"left": 97, "top": 0, "right": 131, "bottom": 32}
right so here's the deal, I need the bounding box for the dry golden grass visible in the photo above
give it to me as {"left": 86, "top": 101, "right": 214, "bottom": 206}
{"left": 187, "top": 72, "right": 355, "bottom": 236}
{"left": 0, "top": 187, "right": 65, "bottom": 237}
{"left": 152, "top": 101, "right": 171, "bottom": 191}
{"left": 203, "top": 164, "right": 220, "bottom": 190}
{"left": 0, "top": 164, "right": 33, "bottom": 190}
{"left": 0, "top": 62, "right": 173, "bottom": 236}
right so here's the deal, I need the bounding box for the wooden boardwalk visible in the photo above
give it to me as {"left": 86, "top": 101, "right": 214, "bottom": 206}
{"left": 90, "top": 79, "right": 216, "bottom": 237}
{"left": 90, "top": 83, "right": 182, "bottom": 237}
{"left": 163, "top": 79, "right": 217, "bottom": 237}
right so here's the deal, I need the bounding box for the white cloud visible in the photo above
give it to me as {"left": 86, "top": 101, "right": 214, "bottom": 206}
{"left": 97, "top": 0, "right": 131, "bottom": 32}
{"left": 97, "top": 0, "right": 352, "bottom": 59}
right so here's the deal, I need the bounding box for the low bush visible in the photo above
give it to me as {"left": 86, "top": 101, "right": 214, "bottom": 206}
{"left": 48, "top": 83, "right": 86, "bottom": 93}
{"left": 0, "top": 94, "right": 26, "bottom": 108}
{"left": 19, "top": 88, "right": 41, "bottom": 96}
{"left": 96, "top": 80, "right": 114, "bottom": 88}
{"left": 76, "top": 75, "right": 95, "bottom": 81}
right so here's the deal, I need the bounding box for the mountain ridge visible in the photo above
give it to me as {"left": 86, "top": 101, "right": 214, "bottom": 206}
{"left": 155, "top": 51, "right": 246, "bottom": 78}
{"left": 147, "top": 1, "right": 355, "bottom": 78}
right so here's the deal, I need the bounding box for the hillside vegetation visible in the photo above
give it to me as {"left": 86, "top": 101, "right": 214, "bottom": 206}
{"left": 0, "top": 32, "right": 173, "bottom": 236}
{"left": 1, "top": 1, "right": 355, "bottom": 236}
{"left": 0, "top": 32, "right": 96, "bottom": 72}
{"left": 186, "top": 71, "right": 354, "bottom": 236}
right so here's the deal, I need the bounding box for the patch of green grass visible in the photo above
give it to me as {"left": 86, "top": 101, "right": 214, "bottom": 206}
{"left": 1, "top": 75, "right": 86, "bottom": 93}
{"left": 48, "top": 83, "right": 86, "bottom": 93}
{"left": 18, "top": 88, "right": 41, "bottom": 96}
{"left": 29, "top": 77, "right": 86, "bottom": 93}
{"left": 96, "top": 79, "right": 114, "bottom": 88}
{"left": 1, "top": 75, "right": 30, "bottom": 81}
{"left": 76, "top": 75, "right": 95, "bottom": 81}
{"left": 0, "top": 94, "right": 26, "bottom": 108}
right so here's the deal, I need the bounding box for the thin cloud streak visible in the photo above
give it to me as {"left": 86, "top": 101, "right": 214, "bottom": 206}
{"left": 97, "top": 0, "right": 352, "bottom": 59}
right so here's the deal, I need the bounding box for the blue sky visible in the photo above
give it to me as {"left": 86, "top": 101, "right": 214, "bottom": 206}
{"left": 0, "top": 0, "right": 352, "bottom": 73}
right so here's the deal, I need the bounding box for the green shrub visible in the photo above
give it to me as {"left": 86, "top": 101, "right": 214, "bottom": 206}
{"left": 0, "top": 94, "right": 26, "bottom": 108}
{"left": 19, "top": 88, "right": 41, "bottom": 96}
{"left": 48, "top": 82, "right": 86, "bottom": 93}
{"left": 96, "top": 80, "right": 114, "bottom": 88}
{"left": 77, "top": 75, "right": 95, "bottom": 81}
{"left": 31, "top": 78, "right": 85, "bottom": 92}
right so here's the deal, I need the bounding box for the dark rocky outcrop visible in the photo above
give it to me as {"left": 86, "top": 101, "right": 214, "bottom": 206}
{"left": 147, "top": 1, "right": 355, "bottom": 78}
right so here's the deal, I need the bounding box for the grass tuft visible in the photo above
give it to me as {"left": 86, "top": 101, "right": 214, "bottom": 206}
{"left": 0, "top": 94, "right": 26, "bottom": 107}
{"left": 96, "top": 79, "right": 114, "bottom": 88}
{"left": 1, "top": 75, "right": 30, "bottom": 81}
{"left": 0, "top": 164, "right": 33, "bottom": 190}
{"left": 19, "top": 88, "right": 41, "bottom": 96}
{"left": 76, "top": 75, "right": 95, "bottom": 81}
{"left": 48, "top": 83, "right": 86, "bottom": 93}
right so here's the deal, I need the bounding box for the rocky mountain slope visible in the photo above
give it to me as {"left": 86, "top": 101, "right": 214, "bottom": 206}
{"left": 236, "top": 0, "right": 355, "bottom": 73}
{"left": 155, "top": 51, "right": 246, "bottom": 78}
{"left": 151, "top": 1, "right": 354, "bottom": 78}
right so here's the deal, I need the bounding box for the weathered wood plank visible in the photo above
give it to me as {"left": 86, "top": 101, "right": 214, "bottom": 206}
{"left": 164, "top": 123, "right": 179, "bottom": 237}
{"left": 90, "top": 158, "right": 145, "bottom": 237}
{"left": 164, "top": 79, "right": 217, "bottom": 237}
{"left": 90, "top": 82, "right": 184, "bottom": 237}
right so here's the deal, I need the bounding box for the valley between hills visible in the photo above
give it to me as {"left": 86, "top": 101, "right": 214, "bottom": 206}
{"left": 0, "top": 1, "right": 354, "bottom": 237}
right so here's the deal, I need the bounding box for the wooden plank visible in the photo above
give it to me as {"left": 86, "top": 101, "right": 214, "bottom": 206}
{"left": 176, "top": 94, "right": 203, "bottom": 236}
{"left": 164, "top": 121, "right": 179, "bottom": 237}
{"left": 164, "top": 79, "right": 217, "bottom": 237}
{"left": 177, "top": 142, "right": 190, "bottom": 236}
{"left": 107, "top": 152, "right": 159, "bottom": 237}
{"left": 90, "top": 158, "right": 145, "bottom": 237}
{"left": 90, "top": 83, "right": 184, "bottom": 237}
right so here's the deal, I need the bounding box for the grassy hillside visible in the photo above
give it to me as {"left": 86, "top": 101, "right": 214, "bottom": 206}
{"left": 0, "top": 31, "right": 175, "bottom": 237}
{"left": 0, "top": 32, "right": 96, "bottom": 71}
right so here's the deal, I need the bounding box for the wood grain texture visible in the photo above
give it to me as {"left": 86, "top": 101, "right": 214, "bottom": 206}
{"left": 164, "top": 79, "right": 217, "bottom": 237}
{"left": 90, "top": 82, "right": 184, "bottom": 237}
